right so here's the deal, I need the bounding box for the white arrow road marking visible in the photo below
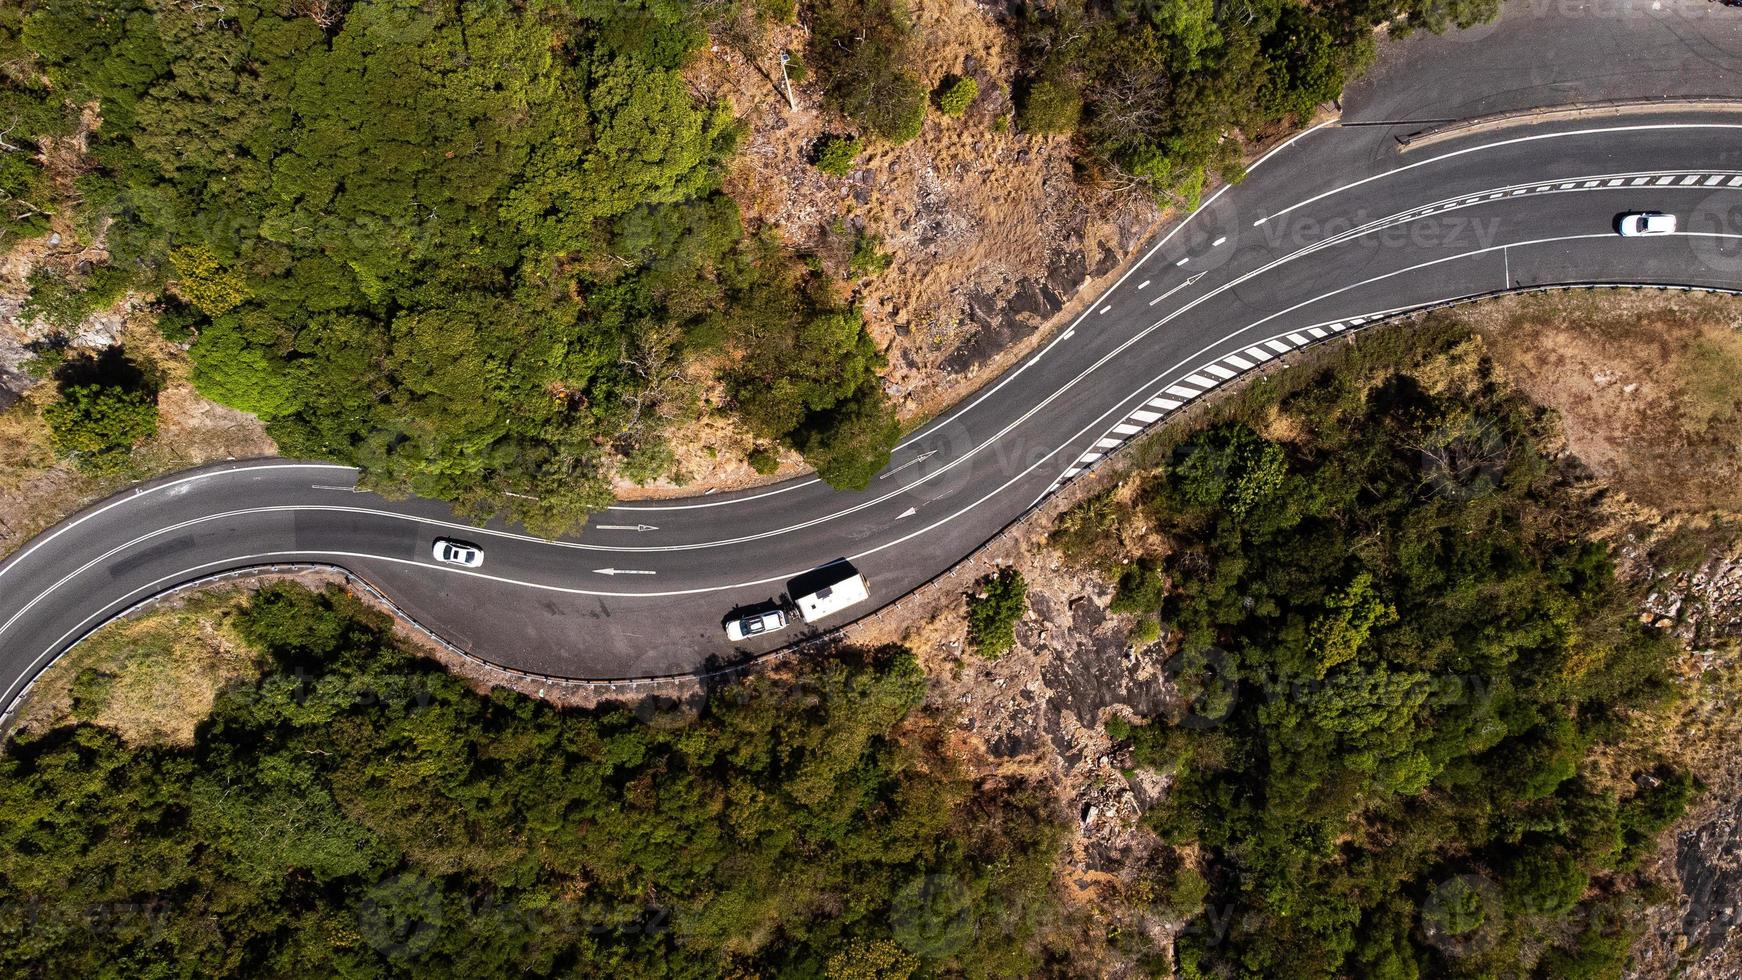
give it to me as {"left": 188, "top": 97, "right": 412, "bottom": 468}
{"left": 1148, "top": 271, "right": 1207, "bottom": 306}
{"left": 878, "top": 449, "right": 939, "bottom": 481}
{"left": 1253, "top": 122, "right": 1742, "bottom": 226}
{"left": 594, "top": 568, "right": 657, "bottom": 576}
{"left": 604, "top": 121, "right": 1338, "bottom": 516}
{"left": 897, "top": 507, "right": 918, "bottom": 520}
{"left": 594, "top": 524, "right": 660, "bottom": 532}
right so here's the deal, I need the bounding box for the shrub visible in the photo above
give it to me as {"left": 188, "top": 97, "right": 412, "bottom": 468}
{"left": 616, "top": 437, "right": 678, "bottom": 485}
{"left": 43, "top": 369, "right": 159, "bottom": 474}
{"left": 848, "top": 230, "right": 892, "bottom": 278}
{"left": 1016, "top": 79, "right": 1081, "bottom": 135}
{"left": 814, "top": 135, "right": 862, "bottom": 176}
{"left": 1130, "top": 616, "right": 1161, "bottom": 648}
{"left": 867, "top": 75, "right": 927, "bottom": 142}
{"left": 934, "top": 75, "right": 978, "bottom": 116}
{"left": 1109, "top": 561, "right": 1166, "bottom": 615}
{"left": 746, "top": 445, "right": 781, "bottom": 475}
{"left": 966, "top": 567, "right": 1028, "bottom": 657}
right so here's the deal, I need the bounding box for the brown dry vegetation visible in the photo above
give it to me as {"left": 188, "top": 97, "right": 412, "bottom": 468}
{"left": 1466, "top": 289, "right": 1742, "bottom": 515}
{"left": 622, "top": 0, "right": 1162, "bottom": 496}
{"left": 10, "top": 588, "right": 261, "bottom": 747}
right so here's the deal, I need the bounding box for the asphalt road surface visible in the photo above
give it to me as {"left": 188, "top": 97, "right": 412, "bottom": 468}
{"left": 6, "top": 1, "right": 1742, "bottom": 708}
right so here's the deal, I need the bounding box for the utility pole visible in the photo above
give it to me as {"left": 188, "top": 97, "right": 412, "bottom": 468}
{"left": 778, "top": 50, "right": 798, "bottom": 112}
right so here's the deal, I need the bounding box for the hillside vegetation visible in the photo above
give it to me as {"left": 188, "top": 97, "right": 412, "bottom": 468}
{"left": 0, "top": 583, "right": 1065, "bottom": 975}
{"left": 0, "top": 0, "right": 900, "bottom": 532}
{"left": 1057, "top": 323, "right": 1692, "bottom": 976}
{"left": 1, "top": 0, "right": 1502, "bottom": 530}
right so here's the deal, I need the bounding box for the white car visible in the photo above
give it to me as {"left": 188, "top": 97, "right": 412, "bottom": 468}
{"left": 431, "top": 538, "right": 484, "bottom": 568}
{"left": 726, "top": 609, "right": 788, "bottom": 642}
{"left": 1616, "top": 212, "right": 1676, "bottom": 237}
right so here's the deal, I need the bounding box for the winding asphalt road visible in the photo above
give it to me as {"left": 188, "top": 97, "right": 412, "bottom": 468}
{"left": 6, "top": 0, "right": 1742, "bottom": 705}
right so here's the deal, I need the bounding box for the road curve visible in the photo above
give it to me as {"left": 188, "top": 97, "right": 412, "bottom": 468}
{"left": 7, "top": 5, "right": 1742, "bottom": 707}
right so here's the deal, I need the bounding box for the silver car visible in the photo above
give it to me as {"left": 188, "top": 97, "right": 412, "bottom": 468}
{"left": 726, "top": 609, "right": 788, "bottom": 641}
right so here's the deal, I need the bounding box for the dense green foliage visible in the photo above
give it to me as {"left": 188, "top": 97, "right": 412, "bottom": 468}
{"left": 0, "top": 584, "right": 1065, "bottom": 975}
{"left": 1066, "top": 324, "right": 1690, "bottom": 976}
{"left": 813, "top": 134, "right": 863, "bottom": 176}
{"left": 934, "top": 75, "right": 979, "bottom": 117}
{"left": 41, "top": 347, "right": 159, "bottom": 473}
{"left": 966, "top": 567, "right": 1028, "bottom": 658}
{"left": 807, "top": 0, "right": 929, "bottom": 143}
{"left": 2, "top": 0, "right": 899, "bottom": 532}
{"left": 1017, "top": 0, "right": 1498, "bottom": 201}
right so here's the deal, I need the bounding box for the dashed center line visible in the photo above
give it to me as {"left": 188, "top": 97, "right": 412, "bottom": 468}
{"left": 1175, "top": 257, "right": 1190, "bottom": 266}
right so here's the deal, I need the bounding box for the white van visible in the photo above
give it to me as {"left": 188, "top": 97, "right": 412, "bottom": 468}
{"left": 793, "top": 569, "right": 870, "bottom": 624}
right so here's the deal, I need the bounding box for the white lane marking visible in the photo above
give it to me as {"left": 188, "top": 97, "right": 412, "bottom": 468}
{"left": 1184, "top": 373, "right": 1217, "bottom": 387}
{"left": 1204, "top": 364, "right": 1237, "bottom": 379}
{"left": 0, "top": 462, "right": 354, "bottom": 584}
{"left": 1253, "top": 122, "right": 1742, "bottom": 225}
{"left": 1130, "top": 410, "right": 1163, "bottom": 423}
{"left": 608, "top": 125, "right": 1341, "bottom": 516}
{"left": 31, "top": 162, "right": 1716, "bottom": 617}
{"left": 1707, "top": 174, "right": 1727, "bottom": 185}
{"left": 1212, "top": 236, "right": 1228, "bottom": 247}
{"left": 1138, "top": 280, "right": 1151, "bottom": 289}
{"left": 897, "top": 507, "right": 918, "bottom": 520}
{"left": 1267, "top": 340, "right": 1292, "bottom": 353}
{"left": 1095, "top": 438, "right": 1123, "bottom": 449}
{"left": 1175, "top": 257, "right": 1189, "bottom": 266}
{"left": 1149, "top": 398, "right": 1183, "bottom": 410}
{"left": 877, "top": 449, "right": 938, "bottom": 481}
{"left": 1165, "top": 385, "right": 1200, "bottom": 398}
{"left": 1656, "top": 175, "right": 1677, "bottom": 185}
{"left": 594, "top": 567, "right": 656, "bottom": 576}
{"left": 1307, "top": 327, "right": 1328, "bottom": 338}
{"left": 1244, "top": 347, "right": 1271, "bottom": 361}
{"left": 594, "top": 524, "right": 660, "bottom": 532}
{"left": 1099, "top": 305, "right": 1112, "bottom": 314}
{"left": 1112, "top": 424, "right": 1144, "bottom": 436}
{"left": 1730, "top": 176, "right": 1742, "bottom": 186}
{"left": 1287, "top": 333, "right": 1311, "bottom": 345}
{"left": 1079, "top": 452, "right": 1102, "bottom": 463}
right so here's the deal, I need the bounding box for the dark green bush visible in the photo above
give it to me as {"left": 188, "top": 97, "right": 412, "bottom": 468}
{"left": 967, "top": 567, "right": 1028, "bottom": 657}
{"left": 746, "top": 445, "right": 781, "bottom": 475}
{"left": 1015, "top": 79, "right": 1081, "bottom": 135}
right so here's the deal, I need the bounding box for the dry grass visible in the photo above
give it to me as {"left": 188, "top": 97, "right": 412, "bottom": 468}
{"left": 11, "top": 588, "right": 262, "bottom": 747}
{"left": 1463, "top": 290, "right": 1742, "bottom": 514}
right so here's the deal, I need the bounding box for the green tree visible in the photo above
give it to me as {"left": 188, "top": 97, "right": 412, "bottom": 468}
{"left": 43, "top": 381, "right": 157, "bottom": 472}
